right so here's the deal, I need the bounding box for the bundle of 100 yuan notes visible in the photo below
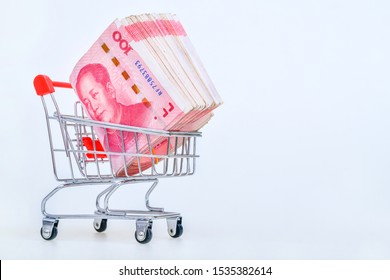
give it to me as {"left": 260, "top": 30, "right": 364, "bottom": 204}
{"left": 70, "top": 13, "right": 223, "bottom": 175}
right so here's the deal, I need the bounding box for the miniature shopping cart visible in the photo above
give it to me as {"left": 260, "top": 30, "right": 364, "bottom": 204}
{"left": 33, "top": 75, "right": 201, "bottom": 244}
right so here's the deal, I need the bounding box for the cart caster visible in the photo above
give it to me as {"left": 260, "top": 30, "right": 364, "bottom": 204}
{"left": 40, "top": 218, "right": 59, "bottom": 241}
{"left": 135, "top": 219, "right": 153, "bottom": 244}
{"left": 167, "top": 217, "right": 183, "bottom": 238}
{"left": 93, "top": 218, "right": 107, "bottom": 232}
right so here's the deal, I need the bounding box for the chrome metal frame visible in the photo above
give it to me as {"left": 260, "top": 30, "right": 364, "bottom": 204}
{"left": 38, "top": 85, "right": 201, "bottom": 242}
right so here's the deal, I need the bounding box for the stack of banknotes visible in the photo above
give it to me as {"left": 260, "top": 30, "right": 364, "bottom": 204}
{"left": 70, "top": 13, "right": 222, "bottom": 175}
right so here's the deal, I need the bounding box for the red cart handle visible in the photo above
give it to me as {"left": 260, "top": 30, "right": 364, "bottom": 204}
{"left": 34, "top": 74, "right": 72, "bottom": 96}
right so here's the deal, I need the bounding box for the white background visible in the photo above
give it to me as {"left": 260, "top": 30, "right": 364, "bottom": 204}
{"left": 1, "top": 0, "right": 390, "bottom": 259}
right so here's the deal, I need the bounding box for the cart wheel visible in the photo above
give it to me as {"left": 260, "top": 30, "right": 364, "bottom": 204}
{"left": 93, "top": 219, "right": 107, "bottom": 232}
{"left": 167, "top": 217, "right": 184, "bottom": 238}
{"left": 40, "top": 226, "right": 58, "bottom": 241}
{"left": 135, "top": 228, "right": 153, "bottom": 244}
{"left": 169, "top": 223, "right": 184, "bottom": 238}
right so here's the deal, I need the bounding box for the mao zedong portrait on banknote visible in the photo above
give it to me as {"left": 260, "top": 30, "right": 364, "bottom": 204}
{"left": 75, "top": 63, "right": 152, "bottom": 154}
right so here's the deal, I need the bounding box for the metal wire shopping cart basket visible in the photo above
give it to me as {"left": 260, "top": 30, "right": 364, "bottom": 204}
{"left": 33, "top": 74, "right": 201, "bottom": 244}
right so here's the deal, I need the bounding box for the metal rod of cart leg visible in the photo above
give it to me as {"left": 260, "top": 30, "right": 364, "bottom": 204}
{"left": 41, "top": 184, "right": 67, "bottom": 217}
{"left": 103, "top": 181, "right": 122, "bottom": 212}
{"left": 95, "top": 183, "right": 118, "bottom": 213}
{"left": 42, "top": 181, "right": 110, "bottom": 218}
{"left": 145, "top": 179, "right": 164, "bottom": 212}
